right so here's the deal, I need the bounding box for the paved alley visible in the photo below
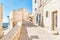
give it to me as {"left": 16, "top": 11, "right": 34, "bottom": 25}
{"left": 20, "top": 21, "right": 60, "bottom": 40}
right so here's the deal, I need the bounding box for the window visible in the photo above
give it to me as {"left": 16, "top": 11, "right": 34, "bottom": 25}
{"left": 35, "top": 8, "right": 37, "bottom": 10}
{"left": 35, "top": 0, "right": 36, "bottom": 3}
{"left": 46, "top": 11, "right": 48, "bottom": 17}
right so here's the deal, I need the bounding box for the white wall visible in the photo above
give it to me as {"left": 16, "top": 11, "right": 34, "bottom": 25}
{"left": 32, "top": 0, "right": 41, "bottom": 24}
{"left": 43, "top": 0, "right": 60, "bottom": 30}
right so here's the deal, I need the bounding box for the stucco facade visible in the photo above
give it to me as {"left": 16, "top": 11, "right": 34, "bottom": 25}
{"left": 32, "top": 0, "right": 60, "bottom": 31}
{"left": 32, "top": 0, "right": 40, "bottom": 25}
{"left": 0, "top": 3, "right": 3, "bottom": 38}
{"left": 42, "top": 0, "right": 60, "bottom": 31}
{"left": 9, "top": 8, "right": 29, "bottom": 27}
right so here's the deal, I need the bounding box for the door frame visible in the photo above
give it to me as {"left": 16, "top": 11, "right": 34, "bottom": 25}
{"left": 52, "top": 10, "right": 57, "bottom": 30}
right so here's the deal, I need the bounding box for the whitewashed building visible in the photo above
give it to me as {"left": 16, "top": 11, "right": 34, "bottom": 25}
{"left": 40, "top": 0, "right": 60, "bottom": 33}
{"left": 32, "top": 0, "right": 41, "bottom": 25}
{"left": 32, "top": 0, "right": 60, "bottom": 33}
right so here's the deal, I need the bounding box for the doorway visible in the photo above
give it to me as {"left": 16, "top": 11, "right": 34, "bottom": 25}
{"left": 36, "top": 14, "right": 38, "bottom": 24}
{"left": 52, "top": 11, "right": 57, "bottom": 30}
{"left": 38, "top": 14, "right": 41, "bottom": 25}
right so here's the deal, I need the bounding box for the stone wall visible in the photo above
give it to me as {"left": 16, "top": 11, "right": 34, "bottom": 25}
{"left": 13, "top": 10, "right": 22, "bottom": 26}
{"left": 0, "top": 3, "right": 3, "bottom": 38}
{"left": 1, "top": 22, "right": 22, "bottom": 40}
{"left": 9, "top": 8, "right": 29, "bottom": 27}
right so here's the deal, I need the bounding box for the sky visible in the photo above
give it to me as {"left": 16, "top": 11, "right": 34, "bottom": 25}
{"left": 0, "top": 0, "right": 32, "bottom": 23}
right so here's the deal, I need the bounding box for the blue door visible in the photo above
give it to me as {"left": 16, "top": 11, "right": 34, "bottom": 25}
{"left": 36, "top": 14, "right": 38, "bottom": 24}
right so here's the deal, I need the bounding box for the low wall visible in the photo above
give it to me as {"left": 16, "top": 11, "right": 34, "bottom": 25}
{"left": 1, "top": 22, "right": 22, "bottom": 40}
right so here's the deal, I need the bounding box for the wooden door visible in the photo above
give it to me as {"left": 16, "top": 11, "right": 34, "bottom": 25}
{"left": 52, "top": 11, "right": 57, "bottom": 30}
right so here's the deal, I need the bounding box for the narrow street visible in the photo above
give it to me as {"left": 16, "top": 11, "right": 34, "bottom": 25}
{"left": 20, "top": 21, "right": 60, "bottom": 40}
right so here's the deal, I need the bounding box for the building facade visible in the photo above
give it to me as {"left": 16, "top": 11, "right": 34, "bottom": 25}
{"left": 0, "top": 3, "right": 3, "bottom": 38}
{"left": 32, "top": 0, "right": 60, "bottom": 32}
{"left": 9, "top": 8, "right": 29, "bottom": 27}
{"left": 43, "top": 0, "right": 60, "bottom": 31}
{"left": 39, "top": 0, "right": 60, "bottom": 32}
{"left": 32, "top": 0, "right": 41, "bottom": 25}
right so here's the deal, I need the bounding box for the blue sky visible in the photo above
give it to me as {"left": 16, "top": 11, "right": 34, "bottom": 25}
{"left": 0, "top": 0, "right": 32, "bottom": 23}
